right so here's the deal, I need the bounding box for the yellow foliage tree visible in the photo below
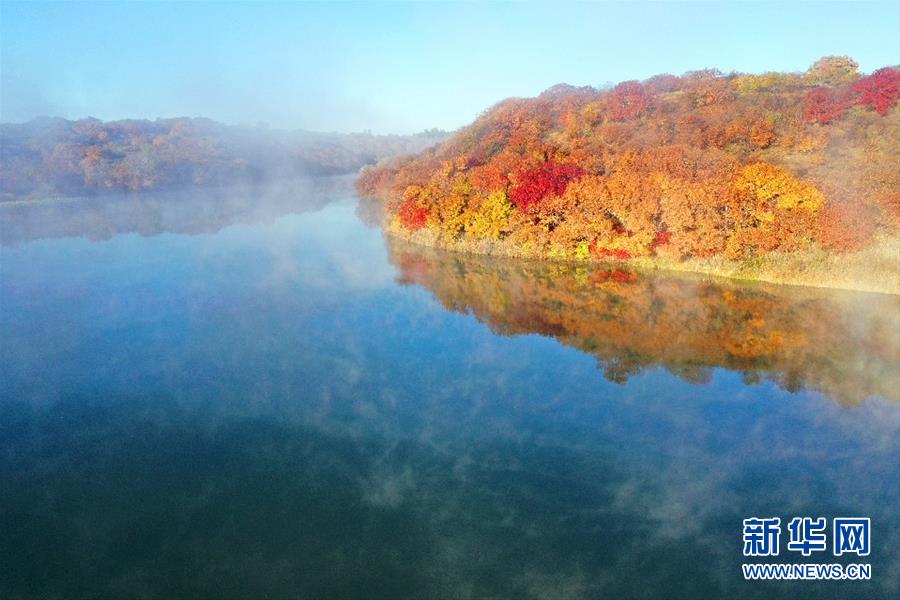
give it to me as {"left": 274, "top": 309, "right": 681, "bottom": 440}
{"left": 735, "top": 163, "right": 824, "bottom": 212}
{"left": 466, "top": 190, "right": 513, "bottom": 240}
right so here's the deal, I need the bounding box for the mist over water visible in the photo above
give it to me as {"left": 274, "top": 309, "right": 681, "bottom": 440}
{"left": 0, "top": 175, "right": 356, "bottom": 246}
{"left": 1, "top": 185, "right": 897, "bottom": 599}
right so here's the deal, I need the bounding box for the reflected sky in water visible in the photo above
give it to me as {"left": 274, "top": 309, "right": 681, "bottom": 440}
{"left": 1, "top": 185, "right": 898, "bottom": 599}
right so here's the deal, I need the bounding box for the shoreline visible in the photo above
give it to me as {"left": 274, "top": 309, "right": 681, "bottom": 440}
{"left": 384, "top": 224, "right": 900, "bottom": 296}
{"left": 0, "top": 173, "right": 361, "bottom": 208}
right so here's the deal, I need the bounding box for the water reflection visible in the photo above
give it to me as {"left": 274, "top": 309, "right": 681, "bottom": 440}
{"left": 387, "top": 239, "right": 900, "bottom": 407}
{"left": 0, "top": 193, "right": 897, "bottom": 599}
{"left": 0, "top": 175, "right": 355, "bottom": 246}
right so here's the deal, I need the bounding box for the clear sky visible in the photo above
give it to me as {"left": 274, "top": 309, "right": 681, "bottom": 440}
{"left": 1, "top": 1, "right": 898, "bottom": 133}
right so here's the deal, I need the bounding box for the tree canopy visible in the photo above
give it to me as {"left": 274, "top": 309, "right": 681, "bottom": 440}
{"left": 359, "top": 57, "right": 900, "bottom": 262}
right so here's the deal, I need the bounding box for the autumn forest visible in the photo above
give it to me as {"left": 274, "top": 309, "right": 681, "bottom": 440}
{"left": 358, "top": 57, "right": 900, "bottom": 292}
{"left": 0, "top": 117, "right": 447, "bottom": 200}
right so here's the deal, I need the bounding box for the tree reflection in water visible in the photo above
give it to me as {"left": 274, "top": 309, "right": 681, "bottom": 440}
{"left": 388, "top": 238, "right": 899, "bottom": 407}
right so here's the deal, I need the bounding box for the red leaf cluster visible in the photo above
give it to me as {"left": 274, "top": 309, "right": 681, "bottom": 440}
{"left": 607, "top": 81, "right": 653, "bottom": 121}
{"left": 397, "top": 197, "right": 430, "bottom": 230}
{"left": 653, "top": 230, "right": 672, "bottom": 246}
{"left": 804, "top": 87, "right": 853, "bottom": 124}
{"left": 851, "top": 67, "right": 900, "bottom": 115}
{"left": 805, "top": 67, "right": 899, "bottom": 124}
{"left": 589, "top": 241, "right": 632, "bottom": 260}
{"left": 509, "top": 160, "right": 584, "bottom": 213}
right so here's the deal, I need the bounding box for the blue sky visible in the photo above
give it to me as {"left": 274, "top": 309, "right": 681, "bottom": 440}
{"left": 1, "top": 1, "right": 898, "bottom": 133}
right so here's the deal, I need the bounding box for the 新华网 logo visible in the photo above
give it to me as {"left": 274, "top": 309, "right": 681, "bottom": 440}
{"left": 743, "top": 516, "right": 869, "bottom": 557}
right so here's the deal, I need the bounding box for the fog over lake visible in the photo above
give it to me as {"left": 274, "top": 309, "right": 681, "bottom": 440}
{"left": 1, "top": 181, "right": 897, "bottom": 599}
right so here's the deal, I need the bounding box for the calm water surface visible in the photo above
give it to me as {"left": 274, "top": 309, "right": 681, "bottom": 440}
{"left": 1, "top": 178, "right": 898, "bottom": 599}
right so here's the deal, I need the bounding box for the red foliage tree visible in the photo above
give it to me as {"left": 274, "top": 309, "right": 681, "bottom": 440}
{"left": 851, "top": 67, "right": 900, "bottom": 115}
{"left": 397, "top": 197, "right": 430, "bottom": 230}
{"left": 804, "top": 87, "right": 853, "bottom": 124}
{"left": 607, "top": 81, "right": 653, "bottom": 121}
{"left": 653, "top": 230, "right": 672, "bottom": 246}
{"left": 509, "top": 160, "right": 584, "bottom": 214}
{"left": 589, "top": 241, "right": 632, "bottom": 260}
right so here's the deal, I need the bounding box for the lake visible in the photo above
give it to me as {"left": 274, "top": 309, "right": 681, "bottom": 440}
{"left": 1, "top": 177, "right": 898, "bottom": 599}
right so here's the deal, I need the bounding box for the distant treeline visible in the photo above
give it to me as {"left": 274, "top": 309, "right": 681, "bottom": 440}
{"left": 0, "top": 117, "right": 449, "bottom": 200}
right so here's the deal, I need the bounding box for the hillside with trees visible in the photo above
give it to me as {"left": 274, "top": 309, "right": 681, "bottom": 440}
{"left": 0, "top": 117, "right": 447, "bottom": 200}
{"left": 358, "top": 57, "right": 899, "bottom": 293}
